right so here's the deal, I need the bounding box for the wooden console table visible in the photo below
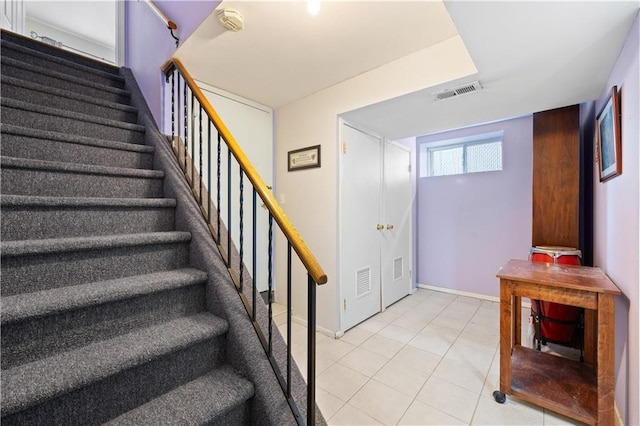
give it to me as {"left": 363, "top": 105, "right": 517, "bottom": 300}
{"left": 495, "top": 259, "right": 621, "bottom": 425}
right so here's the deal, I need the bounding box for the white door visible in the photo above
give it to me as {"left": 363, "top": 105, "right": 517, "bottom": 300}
{"left": 382, "top": 141, "right": 412, "bottom": 307}
{"left": 197, "top": 82, "right": 273, "bottom": 292}
{"left": 340, "top": 123, "right": 383, "bottom": 331}
{"left": 1, "top": 0, "right": 24, "bottom": 33}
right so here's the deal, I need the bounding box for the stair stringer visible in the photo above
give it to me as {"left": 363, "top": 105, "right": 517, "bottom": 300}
{"left": 120, "top": 67, "right": 315, "bottom": 426}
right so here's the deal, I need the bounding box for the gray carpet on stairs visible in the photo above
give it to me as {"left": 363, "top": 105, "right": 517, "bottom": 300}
{"left": 0, "top": 28, "right": 323, "bottom": 426}
{"left": 1, "top": 56, "right": 132, "bottom": 103}
{"left": 1, "top": 123, "right": 153, "bottom": 169}
{"left": 1, "top": 75, "right": 138, "bottom": 123}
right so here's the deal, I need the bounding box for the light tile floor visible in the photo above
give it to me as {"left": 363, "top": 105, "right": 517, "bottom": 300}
{"left": 275, "top": 288, "right": 586, "bottom": 425}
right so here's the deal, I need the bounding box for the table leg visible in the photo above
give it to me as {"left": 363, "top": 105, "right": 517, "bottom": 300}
{"left": 514, "top": 296, "right": 522, "bottom": 346}
{"left": 596, "top": 294, "right": 615, "bottom": 426}
{"left": 499, "top": 281, "right": 513, "bottom": 394}
{"left": 583, "top": 309, "right": 597, "bottom": 367}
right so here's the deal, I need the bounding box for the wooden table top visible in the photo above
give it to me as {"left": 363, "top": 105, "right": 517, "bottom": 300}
{"left": 497, "top": 259, "right": 621, "bottom": 295}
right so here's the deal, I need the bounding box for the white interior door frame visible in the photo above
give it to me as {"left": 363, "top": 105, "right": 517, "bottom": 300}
{"left": 338, "top": 119, "right": 387, "bottom": 333}
{"left": 115, "top": 0, "right": 125, "bottom": 66}
{"left": 338, "top": 120, "right": 414, "bottom": 333}
{"left": 381, "top": 140, "right": 413, "bottom": 307}
{"left": 1, "top": 0, "right": 24, "bottom": 33}
{"left": 196, "top": 81, "right": 274, "bottom": 293}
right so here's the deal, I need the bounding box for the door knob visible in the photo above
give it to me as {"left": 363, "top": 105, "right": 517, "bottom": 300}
{"left": 376, "top": 224, "right": 384, "bottom": 230}
{"left": 386, "top": 224, "right": 394, "bottom": 230}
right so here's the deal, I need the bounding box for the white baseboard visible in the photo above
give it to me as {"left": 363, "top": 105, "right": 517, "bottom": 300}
{"left": 615, "top": 402, "right": 624, "bottom": 426}
{"left": 417, "top": 283, "right": 500, "bottom": 303}
{"left": 417, "top": 283, "right": 533, "bottom": 308}
{"left": 291, "top": 315, "right": 338, "bottom": 338}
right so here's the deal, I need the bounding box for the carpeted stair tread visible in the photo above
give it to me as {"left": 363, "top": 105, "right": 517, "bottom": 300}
{"left": 0, "top": 194, "right": 175, "bottom": 209}
{"left": 1, "top": 268, "right": 208, "bottom": 324}
{"left": 2, "top": 98, "right": 145, "bottom": 133}
{"left": 0, "top": 29, "right": 119, "bottom": 74}
{"left": 0, "top": 156, "right": 163, "bottom": 179}
{"left": 1, "top": 56, "right": 130, "bottom": 98}
{"left": 0, "top": 313, "right": 230, "bottom": 416}
{"left": 106, "top": 365, "right": 254, "bottom": 425}
{"left": 2, "top": 98, "right": 145, "bottom": 144}
{"left": 0, "top": 231, "right": 191, "bottom": 258}
{"left": 1, "top": 124, "right": 153, "bottom": 154}
{"left": 0, "top": 40, "right": 124, "bottom": 87}
{"left": 0, "top": 40, "right": 125, "bottom": 88}
{"left": 1, "top": 195, "right": 177, "bottom": 241}
{"left": 2, "top": 75, "right": 138, "bottom": 119}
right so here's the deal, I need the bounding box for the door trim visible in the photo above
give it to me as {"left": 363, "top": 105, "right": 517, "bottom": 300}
{"left": 381, "top": 139, "right": 413, "bottom": 307}
{"left": 116, "top": 0, "right": 125, "bottom": 66}
{"left": 338, "top": 118, "right": 387, "bottom": 334}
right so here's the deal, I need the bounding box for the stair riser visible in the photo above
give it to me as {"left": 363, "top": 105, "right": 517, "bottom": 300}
{"left": 1, "top": 206, "right": 175, "bottom": 241}
{"left": 2, "top": 285, "right": 206, "bottom": 369}
{"left": 2, "top": 83, "right": 137, "bottom": 123}
{"left": 1, "top": 241, "right": 189, "bottom": 296}
{"left": 1, "top": 105, "right": 144, "bottom": 144}
{"left": 0, "top": 338, "right": 226, "bottom": 426}
{"left": 0, "top": 33, "right": 119, "bottom": 75}
{"left": 1, "top": 47, "right": 124, "bottom": 89}
{"left": 210, "top": 402, "right": 251, "bottom": 425}
{"left": 1, "top": 167, "right": 163, "bottom": 198}
{"left": 1, "top": 134, "right": 152, "bottom": 169}
{"left": 1, "top": 63, "right": 129, "bottom": 104}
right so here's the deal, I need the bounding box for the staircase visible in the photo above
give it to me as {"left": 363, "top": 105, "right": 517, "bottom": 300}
{"left": 0, "top": 31, "right": 298, "bottom": 425}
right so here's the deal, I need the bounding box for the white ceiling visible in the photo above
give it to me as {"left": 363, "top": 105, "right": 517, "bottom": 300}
{"left": 178, "top": 1, "right": 462, "bottom": 109}
{"left": 25, "top": 1, "right": 115, "bottom": 48}
{"left": 24, "top": 1, "right": 638, "bottom": 139}
{"left": 178, "top": 0, "right": 639, "bottom": 139}
{"left": 346, "top": 0, "right": 640, "bottom": 139}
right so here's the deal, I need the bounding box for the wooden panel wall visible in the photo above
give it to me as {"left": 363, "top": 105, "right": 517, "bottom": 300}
{"left": 532, "top": 105, "right": 580, "bottom": 248}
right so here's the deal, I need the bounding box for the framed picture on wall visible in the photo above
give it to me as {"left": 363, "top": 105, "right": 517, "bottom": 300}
{"left": 288, "top": 145, "right": 321, "bottom": 171}
{"left": 596, "top": 86, "right": 622, "bottom": 182}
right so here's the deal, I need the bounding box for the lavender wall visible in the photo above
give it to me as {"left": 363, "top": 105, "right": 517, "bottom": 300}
{"left": 416, "top": 115, "right": 533, "bottom": 298}
{"left": 125, "top": 0, "right": 220, "bottom": 126}
{"left": 592, "top": 13, "right": 639, "bottom": 425}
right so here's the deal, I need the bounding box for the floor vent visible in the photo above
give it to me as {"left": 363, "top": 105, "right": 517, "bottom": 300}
{"left": 435, "top": 80, "right": 482, "bottom": 101}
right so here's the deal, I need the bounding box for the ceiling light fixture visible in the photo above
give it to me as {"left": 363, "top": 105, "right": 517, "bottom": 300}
{"left": 307, "top": 0, "right": 320, "bottom": 16}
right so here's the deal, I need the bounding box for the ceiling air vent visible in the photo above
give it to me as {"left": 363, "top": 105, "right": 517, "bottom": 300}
{"left": 435, "top": 80, "right": 482, "bottom": 101}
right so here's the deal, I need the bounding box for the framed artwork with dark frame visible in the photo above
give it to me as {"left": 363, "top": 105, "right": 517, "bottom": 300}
{"left": 596, "top": 85, "right": 622, "bottom": 182}
{"left": 288, "top": 145, "right": 321, "bottom": 171}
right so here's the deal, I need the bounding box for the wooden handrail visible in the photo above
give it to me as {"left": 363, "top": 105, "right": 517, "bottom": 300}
{"left": 161, "top": 58, "right": 328, "bottom": 286}
{"left": 143, "top": 0, "right": 177, "bottom": 30}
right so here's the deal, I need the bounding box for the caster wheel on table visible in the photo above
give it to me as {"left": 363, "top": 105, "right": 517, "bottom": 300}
{"left": 492, "top": 390, "right": 506, "bottom": 404}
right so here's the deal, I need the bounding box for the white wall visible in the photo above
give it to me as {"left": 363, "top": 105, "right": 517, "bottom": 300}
{"left": 592, "top": 13, "right": 639, "bottom": 425}
{"left": 274, "top": 36, "right": 477, "bottom": 333}
{"left": 25, "top": 18, "right": 114, "bottom": 63}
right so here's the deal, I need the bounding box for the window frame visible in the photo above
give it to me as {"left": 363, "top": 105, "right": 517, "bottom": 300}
{"left": 420, "top": 130, "right": 504, "bottom": 178}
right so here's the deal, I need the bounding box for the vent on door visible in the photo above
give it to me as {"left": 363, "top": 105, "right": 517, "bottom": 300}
{"left": 393, "top": 257, "right": 404, "bottom": 281}
{"left": 355, "top": 267, "right": 372, "bottom": 298}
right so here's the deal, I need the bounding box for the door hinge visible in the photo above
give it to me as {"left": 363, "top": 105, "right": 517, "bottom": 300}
{"left": 409, "top": 269, "right": 412, "bottom": 279}
{"left": 343, "top": 299, "right": 347, "bottom": 310}
{"left": 408, "top": 164, "right": 411, "bottom": 173}
{"left": 342, "top": 142, "right": 347, "bottom": 154}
